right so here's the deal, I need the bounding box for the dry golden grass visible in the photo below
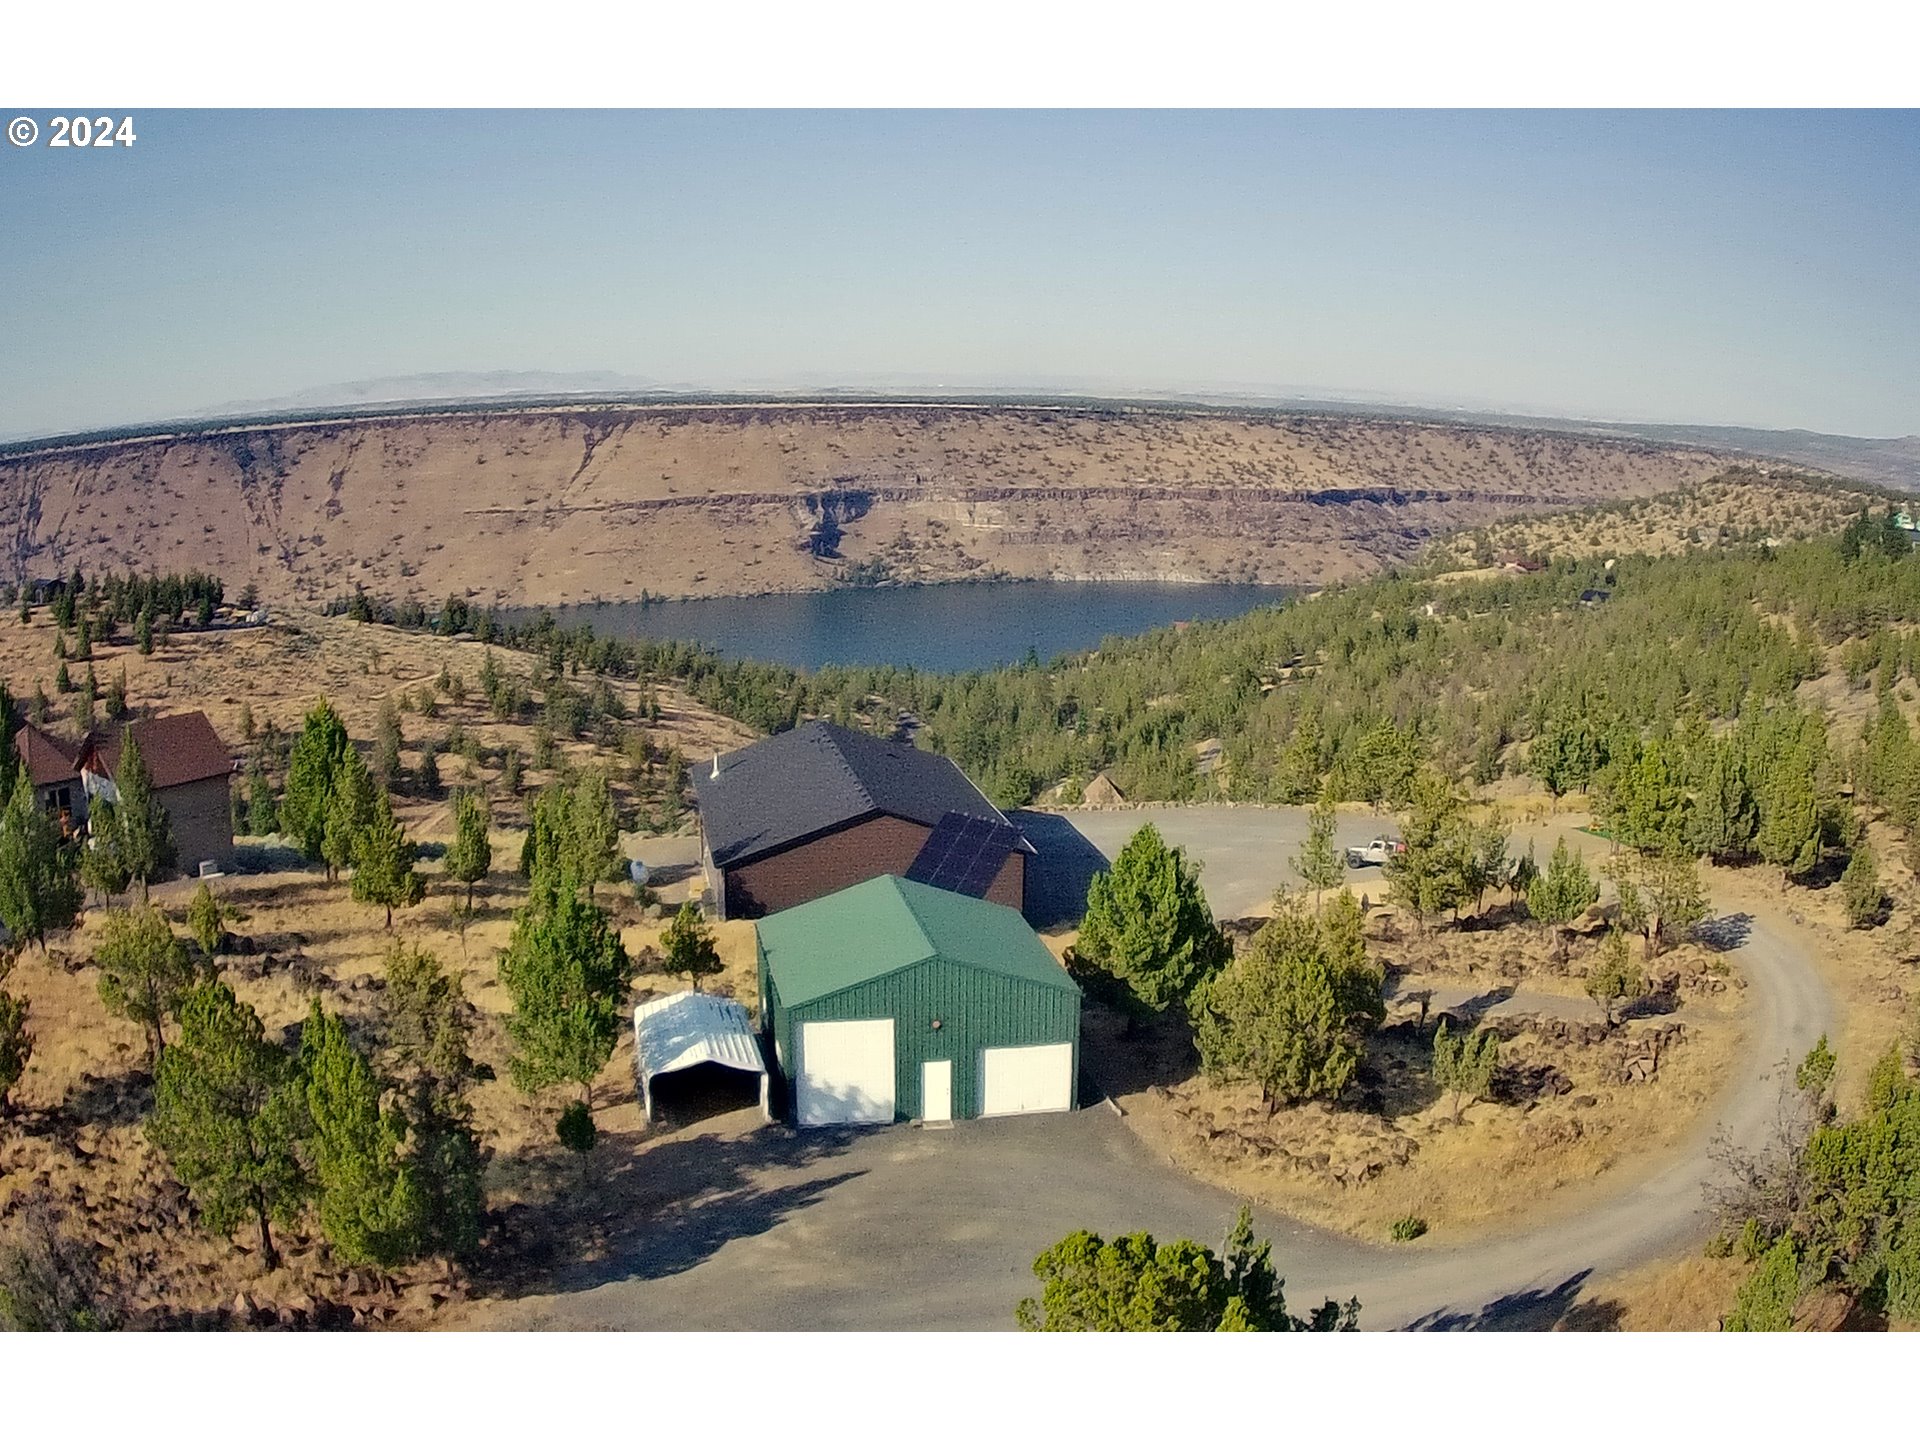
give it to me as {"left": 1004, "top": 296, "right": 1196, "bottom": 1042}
{"left": 0, "top": 607, "right": 761, "bottom": 1327}
{"left": 1559, "top": 1252, "right": 1749, "bottom": 1331}
{"left": 1434, "top": 472, "right": 1870, "bottom": 569}
{"left": 1084, "top": 907, "right": 1749, "bottom": 1246}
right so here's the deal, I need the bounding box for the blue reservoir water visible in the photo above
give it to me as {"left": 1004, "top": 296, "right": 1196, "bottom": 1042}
{"left": 536, "top": 581, "right": 1290, "bottom": 672}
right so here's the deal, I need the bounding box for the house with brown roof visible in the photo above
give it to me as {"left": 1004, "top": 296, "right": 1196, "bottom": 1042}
{"left": 13, "top": 711, "right": 237, "bottom": 873}
{"left": 693, "top": 720, "right": 1034, "bottom": 921}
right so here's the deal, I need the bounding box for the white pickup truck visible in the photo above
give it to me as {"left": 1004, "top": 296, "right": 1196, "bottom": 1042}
{"left": 1344, "top": 835, "right": 1407, "bottom": 869}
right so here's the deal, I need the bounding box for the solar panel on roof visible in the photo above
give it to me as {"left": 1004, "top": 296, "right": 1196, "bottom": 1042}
{"left": 906, "top": 811, "right": 1019, "bottom": 898}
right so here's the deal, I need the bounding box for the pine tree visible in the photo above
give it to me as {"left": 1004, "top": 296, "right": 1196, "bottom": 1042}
{"left": 112, "top": 730, "right": 176, "bottom": 900}
{"left": 660, "top": 901, "right": 723, "bottom": 990}
{"left": 0, "top": 780, "right": 82, "bottom": 953}
{"left": 350, "top": 791, "right": 424, "bottom": 928}
{"left": 281, "top": 700, "right": 351, "bottom": 863}
{"left": 1289, "top": 786, "right": 1342, "bottom": 908}
{"left": 1075, "top": 823, "right": 1229, "bottom": 1017}
{"left": 54, "top": 661, "right": 71, "bottom": 695}
{"left": 1431, "top": 1019, "right": 1500, "bottom": 1123}
{"left": 94, "top": 903, "right": 203, "bottom": 1068}
{"left": 148, "top": 981, "right": 310, "bottom": 1273}
{"left": 441, "top": 789, "right": 493, "bottom": 914}
{"left": 298, "top": 1003, "right": 425, "bottom": 1268}
{"left": 135, "top": 607, "right": 153, "bottom": 656}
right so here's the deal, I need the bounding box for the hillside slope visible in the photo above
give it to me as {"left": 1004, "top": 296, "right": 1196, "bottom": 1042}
{"left": 0, "top": 403, "right": 1731, "bottom": 606}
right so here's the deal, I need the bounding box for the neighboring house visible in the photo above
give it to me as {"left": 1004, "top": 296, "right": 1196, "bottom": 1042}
{"left": 756, "top": 875, "right": 1081, "bottom": 1127}
{"left": 693, "top": 720, "right": 1033, "bottom": 920}
{"left": 13, "top": 711, "right": 237, "bottom": 872}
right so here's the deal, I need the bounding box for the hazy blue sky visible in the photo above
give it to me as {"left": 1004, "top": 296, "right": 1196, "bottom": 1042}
{"left": 3, "top": 109, "right": 1916, "bottom": 439}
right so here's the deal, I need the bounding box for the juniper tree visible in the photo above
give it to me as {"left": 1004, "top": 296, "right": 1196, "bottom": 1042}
{"left": 1841, "top": 842, "right": 1885, "bottom": 929}
{"left": 660, "top": 901, "right": 723, "bottom": 990}
{"left": 321, "top": 747, "right": 375, "bottom": 882}
{"left": 351, "top": 791, "right": 424, "bottom": 928}
{"left": 381, "top": 940, "right": 473, "bottom": 1083}
{"left": 1191, "top": 896, "right": 1383, "bottom": 1113}
{"left": 441, "top": 788, "right": 493, "bottom": 914}
{"left": 94, "top": 903, "right": 203, "bottom": 1068}
{"left": 568, "top": 768, "right": 620, "bottom": 898}
{"left": 1076, "top": 823, "right": 1229, "bottom": 1018}
{"left": 0, "top": 780, "right": 81, "bottom": 953}
{"left": 244, "top": 755, "right": 278, "bottom": 836}
{"left": 1431, "top": 1019, "right": 1500, "bottom": 1123}
{"left": 1289, "top": 786, "right": 1342, "bottom": 908}
{"left": 187, "top": 880, "right": 226, "bottom": 957}
{"left": 113, "top": 730, "right": 176, "bottom": 900}
{"left": 280, "top": 699, "right": 352, "bottom": 862}
{"left": 1722, "top": 1237, "right": 1801, "bottom": 1332}
{"left": 0, "top": 963, "right": 31, "bottom": 1117}
{"left": 148, "top": 980, "right": 310, "bottom": 1273}
{"left": 1692, "top": 736, "right": 1759, "bottom": 863}
{"left": 376, "top": 941, "right": 484, "bottom": 1256}
{"left": 78, "top": 800, "right": 133, "bottom": 903}
{"left": 1015, "top": 1207, "right": 1357, "bottom": 1332}
{"left": 1585, "top": 930, "right": 1646, "bottom": 1027}
{"left": 499, "top": 877, "right": 631, "bottom": 1111}
{"left": 372, "top": 698, "right": 403, "bottom": 791}
{"left": 298, "top": 1002, "right": 425, "bottom": 1268}
{"left": 415, "top": 740, "right": 442, "bottom": 800}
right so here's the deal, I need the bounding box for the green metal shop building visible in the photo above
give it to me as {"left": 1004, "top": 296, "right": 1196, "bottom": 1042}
{"left": 756, "top": 874, "right": 1081, "bottom": 1126}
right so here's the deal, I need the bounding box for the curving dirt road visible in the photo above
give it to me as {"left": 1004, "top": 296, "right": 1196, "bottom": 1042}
{"left": 480, "top": 810, "right": 1831, "bottom": 1331}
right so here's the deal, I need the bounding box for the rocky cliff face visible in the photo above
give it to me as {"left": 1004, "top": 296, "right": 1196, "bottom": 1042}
{"left": 0, "top": 403, "right": 1729, "bottom": 605}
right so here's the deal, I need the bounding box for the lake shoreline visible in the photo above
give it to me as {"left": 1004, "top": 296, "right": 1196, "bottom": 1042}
{"left": 508, "top": 579, "right": 1299, "bottom": 673}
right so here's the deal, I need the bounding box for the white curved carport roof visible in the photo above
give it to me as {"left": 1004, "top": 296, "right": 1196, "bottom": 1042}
{"left": 633, "top": 991, "right": 770, "bottom": 1122}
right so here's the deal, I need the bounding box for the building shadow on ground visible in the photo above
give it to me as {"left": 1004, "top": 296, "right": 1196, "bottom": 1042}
{"left": 1012, "top": 810, "right": 1111, "bottom": 930}
{"left": 474, "top": 1122, "right": 863, "bottom": 1301}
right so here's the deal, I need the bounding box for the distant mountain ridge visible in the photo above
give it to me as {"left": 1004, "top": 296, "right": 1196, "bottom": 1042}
{"left": 178, "top": 374, "right": 1919, "bottom": 491}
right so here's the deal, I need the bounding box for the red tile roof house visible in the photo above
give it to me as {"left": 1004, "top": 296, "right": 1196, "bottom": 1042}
{"left": 14, "top": 712, "right": 238, "bottom": 874}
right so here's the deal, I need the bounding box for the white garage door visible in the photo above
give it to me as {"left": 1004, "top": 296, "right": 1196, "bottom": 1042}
{"left": 796, "top": 1019, "right": 896, "bottom": 1126}
{"left": 980, "top": 1042, "right": 1074, "bottom": 1117}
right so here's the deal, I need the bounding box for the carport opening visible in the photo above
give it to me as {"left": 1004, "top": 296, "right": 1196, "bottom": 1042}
{"left": 646, "top": 1062, "right": 769, "bottom": 1126}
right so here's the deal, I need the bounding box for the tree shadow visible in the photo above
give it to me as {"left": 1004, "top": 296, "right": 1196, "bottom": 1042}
{"left": 472, "top": 1123, "right": 861, "bottom": 1301}
{"left": 1692, "top": 912, "right": 1753, "bottom": 953}
{"left": 1077, "top": 1001, "right": 1200, "bottom": 1096}
{"left": 1405, "top": 1268, "right": 1598, "bottom": 1330}
{"left": 60, "top": 1067, "right": 153, "bottom": 1128}
{"left": 1012, "top": 811, "right": 1110, "bottom": 930}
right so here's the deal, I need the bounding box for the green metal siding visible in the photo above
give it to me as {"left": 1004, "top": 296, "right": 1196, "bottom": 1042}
{"left": 771, "top": 956, "right": 1079, "bottom": 1122}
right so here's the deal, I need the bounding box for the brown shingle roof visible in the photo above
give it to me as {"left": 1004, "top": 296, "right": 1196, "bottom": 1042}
{"left": 14, "top": 724, "right": 82, "bottom": 787}
{"left": 80, "top": 712, "right": 234, "bottom": 790}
